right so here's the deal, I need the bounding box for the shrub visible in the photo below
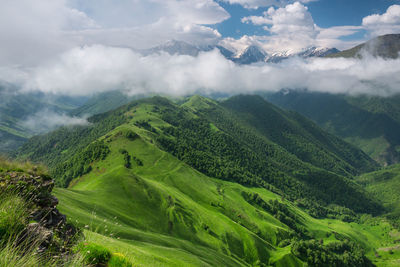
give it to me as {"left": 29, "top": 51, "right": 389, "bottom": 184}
{"left": 109, "top": 253, "right": 133, "bottom": 267}
{"left": 278, "top": 239, "right": 291, "bottom": 248}
{"left": 125, "top": 131, "right": 138, "bottom": 141}
{"left": 76, "top": 242, "right": 111, "bottom": 265}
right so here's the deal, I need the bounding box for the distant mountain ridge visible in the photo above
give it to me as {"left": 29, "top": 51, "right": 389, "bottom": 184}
{"left": 142, "top": 33, "right": 400, "bottom": 63}
{"left": 0, "top": 82, "right": 86, "bottom": 153}
{"left": 327, "top": 34, "right": 400, "bottom": 59}
{"left": 140, "top": 40, "right": 340, "bottom": 64}
{"left": 266, "top": 47, "right": 340, "bottom": 63}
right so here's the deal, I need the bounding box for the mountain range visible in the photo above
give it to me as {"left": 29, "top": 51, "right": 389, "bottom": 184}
{"left": 140, "top": 40, "right": 340, "bottom": 64}
{"left": 145, "top": 34, "right": 400, "bottom": 63}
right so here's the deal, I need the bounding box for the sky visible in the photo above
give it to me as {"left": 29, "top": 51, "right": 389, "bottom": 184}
{"left": 215, "top": 0, "right": 400, "bottom": 37}
{"left": 2, "top": 0, "right": 400, "bottom": 66}
{"left": 1, "top": 0, "right": 400, "bottom": 103}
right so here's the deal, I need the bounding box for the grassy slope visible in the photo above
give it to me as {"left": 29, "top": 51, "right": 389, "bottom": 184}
{"left": 357, "top": 164, "right": 400, "bottom": 221}
{"left": 356, "top": 165, "right": 400, "bottom": 266}
{"left": 52, "top": 104, "right": 399, "bottom": 266}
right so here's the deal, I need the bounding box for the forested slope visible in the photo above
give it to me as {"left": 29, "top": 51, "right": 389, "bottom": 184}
{"left": 266, "top": 90, "right": 400, "bottom": 165}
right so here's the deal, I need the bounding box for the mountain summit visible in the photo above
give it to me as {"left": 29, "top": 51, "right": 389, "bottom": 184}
{"left": 232, "top": 45, "right": 267, "bottom": 64}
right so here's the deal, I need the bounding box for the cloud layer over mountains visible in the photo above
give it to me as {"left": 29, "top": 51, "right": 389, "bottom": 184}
{"left": 4, "top": 45, "right": 396, "bottom": 97}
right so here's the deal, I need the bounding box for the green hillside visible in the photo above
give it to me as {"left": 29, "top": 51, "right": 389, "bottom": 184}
{"left": 219, "top": 95, "right": 376, "bottom": 175}
{"left": 13, "top": 95, "right": 400, "bottom": 265}
{"left": 17, "top": 95, "right": 380, "bottom": 216}
{"left": 357, "top": 164, "right": 400, "bottom": 224}
{"left": 346, "top": 94, "right": 400, "bottom": 124}
{"left": 266, "top": 91, "right": 400, "bottom": 165}
{"left": 327, "top": 34, "right": 400, "bottom": 59}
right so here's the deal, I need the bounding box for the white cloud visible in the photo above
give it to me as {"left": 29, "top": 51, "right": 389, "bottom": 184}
{"left": 262, "top": 2, "right": 316, "bottom": 36}
{"left": 21, "top": 110, "right": 89, "bottom": 134}
{"left": 242, "top": 16, "right": 272, "bottom": 25}
{"left": 316, "top": 26, "right": 364, "bottom": 50}
{"left": 222, "top": 0, "right": 316, "bottom": 9}
{"left": 219, "top": 35, "right": 265, "bottom": 54}
{"left": 0, "top": 0, "right": 229, "bottom": 67}
{"left": 0, "top": 0, "right": 96, "bottom": 66}
{"left": 362, "top": 5, "right": 400, "bottom": 36}
{"left": 12, "top": 45, "right": 400, "bottom": 98}
{"left": 240, "top": 2, "right": 398, "bottom": 52}
{"left": 241, "top": 2, "right": 318, "bottom": 52}
{"left": 363, "top": 5, "right": 400, "bottom": 26}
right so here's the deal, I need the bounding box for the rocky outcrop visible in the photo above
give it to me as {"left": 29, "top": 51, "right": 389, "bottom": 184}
{"left": 0, "top": 171, "right": 80, "bottom": 255}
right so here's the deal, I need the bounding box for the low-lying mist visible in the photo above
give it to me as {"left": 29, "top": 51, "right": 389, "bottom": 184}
{"left": 21, "top": 110, "right": 89, "bottom": 134}
{"left": 3, "top": 44, "right": 400, "bottom": 98}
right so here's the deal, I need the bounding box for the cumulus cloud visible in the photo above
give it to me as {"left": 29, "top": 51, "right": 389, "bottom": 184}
{"left": 21, "top": 110, "right": 89, "bottom": 134}
{"left": 219, "top": 35, "right": 266, "bottom": 54}
{"left": 239, "top": 2, "right": 392, "bottom": 52}
{"left": 74, "top": 0, "right": 229, "bottom": 48}
{"left": 222, "top": 0, "right": 316, "bottom": 9}
{"left": 0, "top": 0, "right": 229, "bottom": 67}
{"left": 0, "top": 0, "right": 96, "bottom": 66}
{"left": 10, "top": 45, "right": 400, "bottom": 98}
{"left": 241, "top": 2, "right": 318, "bottom": 52}
{"left": 316, "top": 26, "right": 363, "bottom": 50}
{"left": 362, "top": 4, "right": 400, "bottom": 36}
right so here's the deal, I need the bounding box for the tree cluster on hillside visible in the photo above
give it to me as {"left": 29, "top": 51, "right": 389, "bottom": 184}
{"left": 52, "top": 141, "right": 110, "bottom": 187}
{"left": 156, "top": 106, "right": 381, "bottom": 217}
{"left": 292, "top": 239, "right": 374, "bottom": 267}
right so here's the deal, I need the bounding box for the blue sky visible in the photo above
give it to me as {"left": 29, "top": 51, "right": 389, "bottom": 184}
{"left": 215, "top": 0, "right": 400, "bottom": 40}
{"left": 208, "top": 0, "right": 400, "bottom": 52}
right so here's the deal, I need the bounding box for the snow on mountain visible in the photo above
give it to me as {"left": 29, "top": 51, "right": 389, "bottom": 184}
{"left": 232, "top": 45, "right": 267, "bottom": 64}
{"left": 266, "top": 47, "right": 340, "bottom": 63}
{"left": 141, "top": 40, "right": 339, "bottom": 65}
